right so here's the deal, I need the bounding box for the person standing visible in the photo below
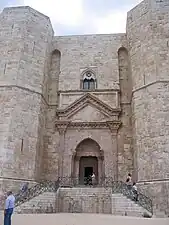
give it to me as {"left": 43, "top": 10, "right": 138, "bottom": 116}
{"left": 132, "top": 182, "right": 138, "bottom": 201}
{"left": 126, "top": 173, "right": 132, "bottom": 189}
{"left": 91, "top": 173, "right": 96, "bottom": 186}
{"left": 4, "top": 191, "right": 15, "bottom": 225}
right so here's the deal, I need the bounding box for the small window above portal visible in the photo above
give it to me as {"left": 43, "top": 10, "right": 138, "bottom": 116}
{"left": 81, "top": 70, "right": 97, "bottom": 90}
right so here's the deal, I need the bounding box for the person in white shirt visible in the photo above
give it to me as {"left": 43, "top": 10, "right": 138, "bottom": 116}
{"left": 91, "top": 173, "right": 96, "bottom": 186}
{"left": 4, "top": 191, "right": 15, "bottom": 225}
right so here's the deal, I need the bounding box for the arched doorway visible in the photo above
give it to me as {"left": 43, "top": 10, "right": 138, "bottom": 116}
{"left": 72, "top": 138, "right": 104, "bottom": 185}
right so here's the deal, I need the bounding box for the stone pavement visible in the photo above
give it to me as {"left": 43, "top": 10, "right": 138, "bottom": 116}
{"left": 0, "top": 213, "right": 168, "bottom": 225}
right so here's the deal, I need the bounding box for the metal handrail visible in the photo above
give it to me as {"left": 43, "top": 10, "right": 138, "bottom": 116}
{"left": 15, "top": 180, "right": 59, "bottom": 207}
{"left": 111, "top": 180, "right": 153, "bottom": 214}
{"left": 14, "top": 177, "right": 153, "bottom": 214}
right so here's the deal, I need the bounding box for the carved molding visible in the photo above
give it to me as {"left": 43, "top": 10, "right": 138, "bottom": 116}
{"left": 106, "top": 121, "right": 121, "bottom": 135}
{"left": 56, "top": 93, "right": 121, "bottom": 119}
{"left": 69, "top": 122, "right": 107, "bottom": 129}
{"left": 55, "top": 121, "right": 70, "bottom": 135}
{"left": 55, "top": 120, "right": 121, "bottom": 132}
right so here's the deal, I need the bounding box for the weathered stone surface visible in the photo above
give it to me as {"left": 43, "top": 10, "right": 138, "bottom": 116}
{"left": 57, "top": 188, "right": 112, "bottom": 214}
{"left": 0, "top": 0, "right": 169, "bottom": 215}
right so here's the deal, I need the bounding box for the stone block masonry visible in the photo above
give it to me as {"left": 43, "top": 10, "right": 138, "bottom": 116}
{"left": 0, "top": 6, "right": 53, "bottom": 192}
{"left": 56, "top": 188, "right": 112, "bottom": 214}
{"left": 0, "top": 0, "right": 169, "bottom": 215}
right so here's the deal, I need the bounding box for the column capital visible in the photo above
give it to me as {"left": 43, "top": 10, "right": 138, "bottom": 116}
{"left": 55, "top": 120, "right": 70, "bottom": 135}
{"left": 106, "top": 120, "right": 121, "bottom": 135}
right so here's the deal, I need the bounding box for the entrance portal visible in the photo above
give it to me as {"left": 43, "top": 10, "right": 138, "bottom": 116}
{"left": 72, "top": 138, "right": 104, "bottom": 185}
{"left": 79, "top": 156, "right": 98, "bottom": 185}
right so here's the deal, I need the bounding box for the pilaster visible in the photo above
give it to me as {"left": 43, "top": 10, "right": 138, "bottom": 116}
{"left": 55, "top": 121, "right": 70, "bottom": 178}
{"left": 107, "top": 121, "right": 121, "bottom": 181}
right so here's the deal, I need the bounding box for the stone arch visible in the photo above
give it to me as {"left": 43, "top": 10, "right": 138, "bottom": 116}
{"left": 118, "top": 47, "right": 130, "bottom": 73}
{"left": 48, "top": 49, "right": 61, "bottom": 104}
{"left": 72, "top": 138, "right": 104, "bottom": 185}
{"left": 118, "top": 46, "right": 128, "bottom": 53}
{"left": 51, "top": 49, "right": 61, "bottom": 72}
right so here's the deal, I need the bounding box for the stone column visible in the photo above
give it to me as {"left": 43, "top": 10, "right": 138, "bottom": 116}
{"left": 75, "top": 156, "right": 80, "bottom": 185}
{"left": 98, "top": 153, "right": 104, "bottom": 185}
{"left": 55, "top": 121, "right": 69, "bottom": 179}
{"left": 107, "top": 121, "right": 121, "bottom": 181}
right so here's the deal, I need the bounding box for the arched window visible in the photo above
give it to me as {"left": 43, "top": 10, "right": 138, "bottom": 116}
{"left": 82, "top": 71, "right": 96, "bottom": 90}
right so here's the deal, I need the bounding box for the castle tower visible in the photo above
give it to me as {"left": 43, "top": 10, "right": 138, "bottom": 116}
{"left": 0, "top": 7, "right": 53, "bottom": 191}
{"left": 127, "top": 0, "right": 169, "bottom": 212}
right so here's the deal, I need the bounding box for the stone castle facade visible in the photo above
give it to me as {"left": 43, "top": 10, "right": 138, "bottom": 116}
{"left": 0, "top": 0, "right": 169, "bottom": 213}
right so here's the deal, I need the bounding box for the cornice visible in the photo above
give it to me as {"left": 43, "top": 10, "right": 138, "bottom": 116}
{"left": 69, "top": 121, "right": 108, "bottom": 129}
{"left": 55, "top": 120, "right": 121, "bottom": 132}
{"left": 58, "top": 89, "right": 120, "bottom": 94}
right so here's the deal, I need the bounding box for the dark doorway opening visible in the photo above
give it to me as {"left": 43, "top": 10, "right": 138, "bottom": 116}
{"left": 84, "top": 167, "right": 93, "bottom": 185}
{"left": 79, "top": 156, "right": 98, "bottom": 185}
{"left": 84, "top": 167, "right": 93, "bottom": 177}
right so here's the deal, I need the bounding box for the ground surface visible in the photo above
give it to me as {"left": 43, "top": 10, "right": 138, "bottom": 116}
{"left": 0, "top": 213, "right": 168, "bottom": 225}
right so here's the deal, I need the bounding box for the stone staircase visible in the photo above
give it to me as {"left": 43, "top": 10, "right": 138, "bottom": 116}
{"left": 12, "top": 179, "right": 167, "bottom": 217}
{"left": 112, "top": 193, "right": 151, "bottom": 217}
{"left": 14, "top": 186, "right": 153, "bottom": 217}
{"left": 15, "top": 192, "right": 56, "bottom": 214}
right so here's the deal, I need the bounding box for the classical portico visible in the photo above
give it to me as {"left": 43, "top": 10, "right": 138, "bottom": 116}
{"left": 55, "top": 93, "right": 121, "bottom": 184}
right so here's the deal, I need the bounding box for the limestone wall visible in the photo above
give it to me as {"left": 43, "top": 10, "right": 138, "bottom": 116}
{"left": 0, "top": 7, "right": 53, "bottom": 189}
{"left": 127, "top": 0, "right": 169, "bottom": 181}
{"left": 138, "top": 181, "right": 169, "bottom": 215}
{"left": 127, "top": 0, "right": 169, "bottom": 212}
{"left": 53, "top": 34, "right": 127, "bottom": 91}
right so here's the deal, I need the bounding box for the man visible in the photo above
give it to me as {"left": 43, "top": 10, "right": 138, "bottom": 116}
{"left": 132, "top": 182, "right": 138, "bottom": 201}
{"left": 4, "top": 191, "right": 15, "bottom": 225}
{"left": 21, "top": 182, "right": 29, "bottom": 193}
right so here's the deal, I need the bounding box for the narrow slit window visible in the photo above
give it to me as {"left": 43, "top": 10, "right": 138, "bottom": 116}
{"left": 21, "top": 139, "right": 24, "bottom": 152}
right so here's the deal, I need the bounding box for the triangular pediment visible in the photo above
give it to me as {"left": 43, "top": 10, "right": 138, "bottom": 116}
{"left": 57, "top": 93, "right": 120, "bottom": 119}
{"left": 69, "top": 104, "right": 109, "bottom": 122}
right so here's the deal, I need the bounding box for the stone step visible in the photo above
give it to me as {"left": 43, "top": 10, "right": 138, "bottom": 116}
{"left": 112, "top": 211, "right": 144, "bottom": 216}
{"left": 113, "top": 207, "right": 145, "bottom": 211}
{"left": 15, "top": 189, "right": 155, "bottom": 217}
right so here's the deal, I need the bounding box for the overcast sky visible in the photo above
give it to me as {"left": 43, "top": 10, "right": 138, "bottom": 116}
{"left": 0, "top": 0, "right": 142, "bottom": 35}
